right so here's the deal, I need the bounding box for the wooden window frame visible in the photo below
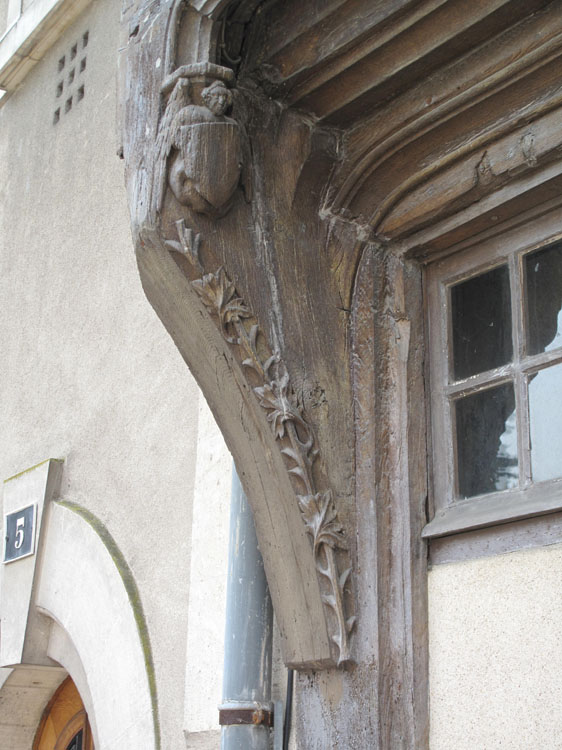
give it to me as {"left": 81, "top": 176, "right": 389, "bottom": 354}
{"left": 423, "top": 207, "right": 562, "bottom": 540}
{"left": 54, "top": 711, "right": 92, "bottom": 750}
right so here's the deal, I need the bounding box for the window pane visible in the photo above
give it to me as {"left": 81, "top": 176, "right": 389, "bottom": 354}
{"left": 455, "top": 383, "right": 518, "bottom": 498}
{"left": 67, "top": 730, "right": 83, "bottom": 750}
{"left": 525, "top": 241, "right": 562, "bottom": 355}
{"left": 451, "top": 265, "right": 512, "bottom": 380}
{"left": 529, "top": 362, "right": 562, "bottom": 482}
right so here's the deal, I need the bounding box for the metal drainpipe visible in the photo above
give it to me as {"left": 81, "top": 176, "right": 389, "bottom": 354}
{"left": 219, "top": 467, "right": 274, "bottom": 750}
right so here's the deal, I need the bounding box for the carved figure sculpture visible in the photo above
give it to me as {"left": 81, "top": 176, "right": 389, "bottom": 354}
{"left": 152, "top": 65, "right": 242, "bottom": 218}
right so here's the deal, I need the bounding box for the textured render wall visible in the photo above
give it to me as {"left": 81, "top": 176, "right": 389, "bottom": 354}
{"left": 429, "top": 543, "right": 562, "bottom": 749}
{"left": 0, "top": 0, "right": 8, "bottom": 37}
{"left": 0, "top": 0, "right": 230, "bottom": 747}
{"left": 184, "top": 397, "right": 231, "bottom": 748}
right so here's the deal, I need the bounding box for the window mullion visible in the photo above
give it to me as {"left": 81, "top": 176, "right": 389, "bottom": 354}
{"left": 510, "top": 253, "right": 531, "bottom": 486}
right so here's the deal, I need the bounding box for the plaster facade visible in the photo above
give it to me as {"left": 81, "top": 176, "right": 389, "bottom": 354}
{"left": 0, "top": 1, "right": 233, "bottom": 747}
{"left": 37, "top": 501, "right": 157, "bottom": 749}
{"left": 430, "top": 544, "right": 562, "bottom": 749}
{"left": 0, "top": 0, "right": 8, "bottom": 34}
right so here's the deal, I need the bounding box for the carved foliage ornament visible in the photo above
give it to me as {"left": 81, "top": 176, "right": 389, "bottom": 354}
{"left": 151, "top": 2, "right": 355, "bottom": 665}
{"left": 167, "top": 222, "right": 355, "bottom": 664}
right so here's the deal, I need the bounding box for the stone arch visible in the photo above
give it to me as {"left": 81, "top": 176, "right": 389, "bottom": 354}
{"left": 36, "top": 501, "right": 159, "bottom": 749}
{"left": 0, "top": 500, "right": 159, "bottom": 750}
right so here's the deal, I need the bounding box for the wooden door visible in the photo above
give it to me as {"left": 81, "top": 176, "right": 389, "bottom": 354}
{"left": 34, "top": 676, "right": 94, "bottom": 750}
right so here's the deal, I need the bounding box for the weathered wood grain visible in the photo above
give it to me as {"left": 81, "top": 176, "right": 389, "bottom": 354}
{"left": 119, "top": 0, "right": 562, "bottom": 745}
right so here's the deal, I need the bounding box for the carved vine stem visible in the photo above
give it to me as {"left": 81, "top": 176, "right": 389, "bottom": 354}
{"left": 170, "top": 222, "right": 355, "bottom": 664}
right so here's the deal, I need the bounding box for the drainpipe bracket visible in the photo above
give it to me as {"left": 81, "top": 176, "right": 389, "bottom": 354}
{"left": 219, "top": 701, "right": 274, "bottom": 728}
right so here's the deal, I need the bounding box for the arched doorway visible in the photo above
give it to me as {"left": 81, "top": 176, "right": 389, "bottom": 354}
{"left": 33, "top": 676, "right": 94, "bottom": 750}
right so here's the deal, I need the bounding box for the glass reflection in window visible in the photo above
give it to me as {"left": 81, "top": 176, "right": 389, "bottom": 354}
{"left": 67, "top": 730, "right": 83, "bottom": 750}
{"left": 525, "top": 241, "right": 562, "bottom": 355}
{"left": 455, "top": 383, "right": 518, "bottom": 498}
{"left": 529, "top": 360, "right": 562, "bottom": 483}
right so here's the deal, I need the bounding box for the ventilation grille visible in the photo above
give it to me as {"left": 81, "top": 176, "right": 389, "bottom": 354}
{"left": 53, "top": 31, "right": 88, "bottom": 124}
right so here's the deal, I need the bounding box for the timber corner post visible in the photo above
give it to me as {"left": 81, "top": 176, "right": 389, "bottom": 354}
{"left": 120, "top": 0, "right": 356, "bottom": 670}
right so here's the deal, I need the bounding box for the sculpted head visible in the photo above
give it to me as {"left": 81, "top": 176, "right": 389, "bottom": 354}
{"left": 201, "top": 80, "right": 232, "bottom": 117}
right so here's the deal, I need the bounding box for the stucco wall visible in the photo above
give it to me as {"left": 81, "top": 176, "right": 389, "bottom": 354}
{"left": 0, "top": 0, "right": 231, "bottom": 747}
{"left": 0, "top": 0, "right": 8, "bottom": 37}
{"left": 184, "top": 397, "right": 231, "bottom": 746}
{"left": 429, "top": 543, "right": 562, "bottom": 749}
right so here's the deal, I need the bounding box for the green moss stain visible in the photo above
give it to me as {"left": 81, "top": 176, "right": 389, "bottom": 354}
{"left": 4, "top": 458, "right": 64, "bottom": 483}
{"left": 57, "top": 500, "right": 161, "bottom": 750}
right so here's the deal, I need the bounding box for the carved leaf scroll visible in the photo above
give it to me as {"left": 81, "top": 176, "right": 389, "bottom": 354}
{"left": 192, "top": 267, "right": 252, "bottom": 341}
{"left": 297, "top": 491, "right": 348, "bottom": 554}
{"left": 254, "top": 372, "right": 307, "bottom": 441}
{"left": 168, "top": 221, "right": 355, "bottom": 665}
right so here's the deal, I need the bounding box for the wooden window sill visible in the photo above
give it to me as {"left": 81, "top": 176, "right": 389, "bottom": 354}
{"left": 422, "top": 479, "right": 562, "bottom": 539}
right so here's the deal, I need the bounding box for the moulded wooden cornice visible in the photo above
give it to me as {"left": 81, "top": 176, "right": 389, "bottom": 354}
{"left": 247, "top": 0, "right": 549, "bottom": 121}
{"left": 241, "top": 0, "right": 562, "bottom": 245}
{"left": 331, "top": 1, "right": 562, "bottom": 221}
{"left": 379, "top": 105, "right": 562, "bottom": 240}
{"left": 395, "top": 165, "right": 562, "bottom": 260}
{"left": 249, "top": 0, "right": 427, "bottom": 91}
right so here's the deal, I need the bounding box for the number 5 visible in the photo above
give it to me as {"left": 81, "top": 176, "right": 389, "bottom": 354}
{"left": 14, "top": 517, "right": 25, "bottom": 550}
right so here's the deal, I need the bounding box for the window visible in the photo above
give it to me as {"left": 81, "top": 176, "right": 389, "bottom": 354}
{"left": 66, "top": 729, "right": 83, "bottom": 750}
{"left": 424, "top": 221, "right": 562, "bottom": 539}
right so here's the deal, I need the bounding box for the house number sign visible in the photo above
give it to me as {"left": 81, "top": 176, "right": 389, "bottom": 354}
{"left": 3, "top": 504, "right": 36, "bottom": 563}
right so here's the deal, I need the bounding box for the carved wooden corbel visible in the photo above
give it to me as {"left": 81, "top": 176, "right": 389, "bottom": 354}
{"left": 121, "top": 0, "right": 355, "bottom": 668}
{"left": 187, "top": 256, "right": 356, "bottom": 663}
{"left": 151, "top": 13, "right": 355, "bottom": 658}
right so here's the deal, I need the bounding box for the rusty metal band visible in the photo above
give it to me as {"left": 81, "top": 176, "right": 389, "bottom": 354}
{"left": 219, "top": 708, "right": 274, "bottom": 727}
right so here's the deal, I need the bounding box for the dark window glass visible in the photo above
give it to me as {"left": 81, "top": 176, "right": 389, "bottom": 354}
{"left": 455, "top": 383, "right": 518, "bottom": 498}
{"left": 525, "top": 241, "right": 562, "bottom": 355}
{"left": 451, "top": 265, "right": 512, "bottom": 380}
{"left": 66, "top": 729, "right": 83, "bottom": 750}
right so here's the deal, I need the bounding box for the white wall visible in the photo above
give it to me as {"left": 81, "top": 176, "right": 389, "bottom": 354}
{"left": 0, "top": 0, "right": 9, "bottom": 36}
{"left": 0, "top": 0, "right": 231, "bottom": 747}
{"left": 429, "top": 543, "right": 562, "bottom": 749}
{"left": 184, "top": 397, "right": 231, "bottom": 747}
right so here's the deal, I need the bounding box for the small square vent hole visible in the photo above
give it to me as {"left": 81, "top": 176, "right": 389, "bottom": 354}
{"left": 53, "top": 31, "right": 89, "bottom": 124}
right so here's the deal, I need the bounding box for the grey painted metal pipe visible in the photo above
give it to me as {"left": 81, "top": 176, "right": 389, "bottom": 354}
{"left": 220, "top": 468, "right": 273, "bottom": 750}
